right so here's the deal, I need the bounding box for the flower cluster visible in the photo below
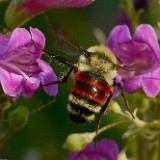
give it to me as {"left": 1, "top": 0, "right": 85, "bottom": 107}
{"left": 107, "top": 24, "right": 160, "bottom": 97}
{"left": 0, "top": 27, "right": 58, "bottom": 98}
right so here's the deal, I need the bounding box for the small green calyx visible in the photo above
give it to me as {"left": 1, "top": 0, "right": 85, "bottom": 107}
{"left": 9, "top": 106, "right": 29, "bottom": 130}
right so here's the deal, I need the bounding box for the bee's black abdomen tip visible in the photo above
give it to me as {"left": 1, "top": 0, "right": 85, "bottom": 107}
{"left": 68, "top": 113, "right": 87, "bottom": 124}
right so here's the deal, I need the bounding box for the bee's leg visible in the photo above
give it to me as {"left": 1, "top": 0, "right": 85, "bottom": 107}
{"left": 32, "top": 39, "right": 72, "bottom": 67}
{"left": 41, "top": 65, "right": 76, "bottom": 86}
{"left": 32, "top": 40, "right": 77, "bottom": 86}
{"left": 96, "top": 92, "right": 113, "bottom": 135}
{"left": 41, "top": 48, "right": 72, "bottom": 67}
{"left": 114, "top": 83, "right": 135, "bottom": 119}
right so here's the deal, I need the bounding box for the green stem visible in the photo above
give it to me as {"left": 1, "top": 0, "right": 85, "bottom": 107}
{"left": 0, "top": 108, "right": 4, "bottom": 131}
{"left": 0, "top": 126, "right": 15, "bottom": 148}
{"left": 158, "top": 136, "right": 160, "bottom": 160}
{"left": 98, "top": 121, "right": 126, "bottom": 135}
{"left": 121, "top": 0, "right": 143, "bottom": 31}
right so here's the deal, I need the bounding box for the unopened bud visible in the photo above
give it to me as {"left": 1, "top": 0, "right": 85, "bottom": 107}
{"left": 63, "top": 132, "right": 96, "bottom": 151}
{"left": 118, "top": 150, "right": 129, "bottom": 160}
{"left": 158, "top": 22, "right": 160, "bottom": 29}
{"left": 109, "top": 100, "right": 124, "bottom": 115}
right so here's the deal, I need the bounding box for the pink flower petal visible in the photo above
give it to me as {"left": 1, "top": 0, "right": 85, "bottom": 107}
{"left": 133, "top": 24, "right": 160, "bottom": 60}
{"left": 37, "top": 60, "right": 58, "bottom": 96}
{"left": 0, "top": 68, "right": 25, "bottom": 97}
{"left": 107, "top": 25, "right": 131, "bottom": 50}
{"left": 22, "top": 78, "right": 40, "bottom": 98}
{"left": 4, "top": 28, "right": 31, "bottom": 57}
{"left": 30, "top": 27, "right": 45, "bottom": 49}
{"left": 123, "top": 77, "right": 141, "bottom": 93}
{"left": 116, "top": 41, "right": 159, "bottom": 77}
{"left": 141, "top": 68, "right": 160, "bottom": 97}
{"left": 0, "top": 35, "right": 10, "bottom": 58}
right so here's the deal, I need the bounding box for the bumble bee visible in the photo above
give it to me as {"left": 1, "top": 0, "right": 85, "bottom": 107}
{"left": 68, "top": 46, "right": 118, "bottom": 126}
{"left": 34, "top": 27, "right": 134, "bottom": 133}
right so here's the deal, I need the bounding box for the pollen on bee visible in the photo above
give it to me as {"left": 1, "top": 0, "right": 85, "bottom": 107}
{"left": 78, "top": 55, "right": 91, "bottom": 71}
{"left": 78, "top": 64, "right": 91, "bottom": 71}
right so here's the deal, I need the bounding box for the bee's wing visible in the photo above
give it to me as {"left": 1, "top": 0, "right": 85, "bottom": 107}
{"left": 53, "top": 27, "right": 91, "bottom": 58}
{"left": 46, "top": 17, "right": 91, "bottom": 58}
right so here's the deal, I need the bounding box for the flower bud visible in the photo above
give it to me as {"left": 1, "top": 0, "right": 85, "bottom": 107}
{"left": 9, "top": 106, "right": 29, "bottom": 130}
{"left": 5, "top": 0, "right": 28, "bottom": 29}
{"left": 158, "top": 22, "right": 160, "bottom": 29}
{"left": 109, "top": 100, "right": 124, "bottom": 115}
{"left": 118, "top": 150, "right": 129, "bottom": 160}
{"left": 63, "top": 132, "right": 96, "bottom": 151}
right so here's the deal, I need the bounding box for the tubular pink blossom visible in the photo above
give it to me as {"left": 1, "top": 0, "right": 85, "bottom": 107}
{"left": 107, "top": 24, "right": 160, "bottom": 97}
{"left": 0, "top": 27, "right": 58, "bottom": 98}
{"left": 19, "top": 0, "right": 95, "bottom": 17}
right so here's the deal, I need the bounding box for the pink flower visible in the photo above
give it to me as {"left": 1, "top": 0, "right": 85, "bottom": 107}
{"left": 107, "top": 24, "right": 160, "bottom": 97}
{"left": 0, "top": 27, "right": 58, "bottom": 98}
{"left": 69, "top": 139, "right": 119, "bottom": 160}
{"left": 5, "top": 0, "right": 95, "bottom": 29}
{"left": 19, "top": 0, "right": 95, "bottom": 17}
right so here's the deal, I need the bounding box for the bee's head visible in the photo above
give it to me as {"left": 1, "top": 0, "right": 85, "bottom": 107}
{"left": 87, "top": 45, "right": 117, "bottom": 65}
